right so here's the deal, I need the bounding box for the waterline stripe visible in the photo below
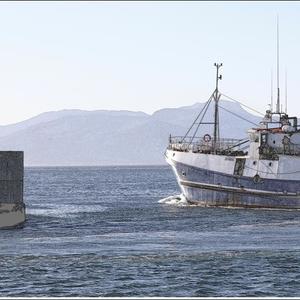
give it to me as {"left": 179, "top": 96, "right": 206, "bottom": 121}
{"left": 180, "top": 180, "right": 300, "bottom": 198}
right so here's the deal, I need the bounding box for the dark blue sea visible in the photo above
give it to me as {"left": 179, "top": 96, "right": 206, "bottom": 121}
{"left": 0, "top": 166, "right": 299, "bottom": 297}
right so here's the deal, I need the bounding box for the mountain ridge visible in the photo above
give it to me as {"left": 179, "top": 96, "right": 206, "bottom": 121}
{"left": 0, "top": 100, "right": 263, "bottom": 166}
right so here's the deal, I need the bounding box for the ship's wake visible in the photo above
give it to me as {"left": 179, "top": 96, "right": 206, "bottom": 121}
{"left": 27, "top": 204, "right": 107, "bottom": 218}
{"left": 158, "top": 195, "right": 300, "bottom": 210}
{"left": 158, "top": 194, "right": 191, "bottom": 206}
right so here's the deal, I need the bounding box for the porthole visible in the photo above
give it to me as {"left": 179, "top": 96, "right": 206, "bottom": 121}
{"left": 253, "top": 161, "right": 257, "bottom": 165}
{"left": 182, "top": 170, "right": 186, "bottom": 176}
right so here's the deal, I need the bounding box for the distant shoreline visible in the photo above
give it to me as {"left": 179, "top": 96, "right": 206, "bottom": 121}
{"left": 24, "top": 164, "right": 168, "bottom": 168}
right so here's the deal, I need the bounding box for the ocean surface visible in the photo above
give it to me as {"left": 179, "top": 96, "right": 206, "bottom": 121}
{"left": 0, "top": 166, "right": 300, "bottom": 297}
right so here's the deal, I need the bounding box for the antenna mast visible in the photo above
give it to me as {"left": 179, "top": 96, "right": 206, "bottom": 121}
{"left": 271, "top": 69, "right": 273, "bottom": 112}
{"left": 213, "top": 63, "right": 222, "bottom": 154}
{"left": 285, "top": 69, "right": 288, "bottom": 113}
{"left": 276, "top": 15, "right": 280, "bottom": 113}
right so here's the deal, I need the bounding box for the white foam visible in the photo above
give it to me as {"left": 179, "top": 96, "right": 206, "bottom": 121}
{"left": 27, "top": 204, "right": 107, "bottom": 217}
{"left": 158, "top": 194, "right": 190, "bottom": 206}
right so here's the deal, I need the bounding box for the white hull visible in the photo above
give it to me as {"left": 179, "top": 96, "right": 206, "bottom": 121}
{"left": 165, "top": 149, "right": 300, "bottom": 209}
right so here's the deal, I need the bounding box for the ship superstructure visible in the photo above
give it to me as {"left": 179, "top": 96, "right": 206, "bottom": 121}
{"left": 165, "top": 63, "right": 300, "bottom": 208}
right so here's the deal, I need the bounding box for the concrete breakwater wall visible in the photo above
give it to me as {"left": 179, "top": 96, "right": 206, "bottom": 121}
{"left": 0, "top": 151, "right": 25, "bottom": 228}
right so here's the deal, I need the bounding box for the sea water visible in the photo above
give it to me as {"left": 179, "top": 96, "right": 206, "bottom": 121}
{"left": 0, "top": 166, "right": 299, "bottom": 297}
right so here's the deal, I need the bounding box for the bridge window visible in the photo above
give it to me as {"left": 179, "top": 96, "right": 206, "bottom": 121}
{"left": 261, "top": 134, "right": 267, "bottom": 144}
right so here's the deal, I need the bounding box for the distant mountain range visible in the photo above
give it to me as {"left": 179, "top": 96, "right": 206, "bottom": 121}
{"left": 0, "top": 100, "right": 262, "bottom": 166}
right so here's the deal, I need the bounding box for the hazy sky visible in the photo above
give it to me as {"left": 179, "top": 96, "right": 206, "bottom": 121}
{"left": 0, "top": 1, "right": 300, "bottom": 124}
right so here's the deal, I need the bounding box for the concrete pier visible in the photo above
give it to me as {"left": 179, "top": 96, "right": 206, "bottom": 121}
{"left": 0, "top": 151, "right": 25, "bottom": 228}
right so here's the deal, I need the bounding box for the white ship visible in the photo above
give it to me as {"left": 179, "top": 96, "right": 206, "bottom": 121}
{"left": 165, "top": 63, "right": 300, "bottom": 209}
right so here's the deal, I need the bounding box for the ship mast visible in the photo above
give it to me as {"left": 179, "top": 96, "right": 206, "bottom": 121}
{"left": 276, "top": 15, "right": 281, "bottom": 114}
{"left": 213, "top": 63, "right": 222, "bottom": 153}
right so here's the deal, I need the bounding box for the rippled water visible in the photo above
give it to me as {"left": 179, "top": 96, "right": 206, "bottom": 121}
{"left": 0, "top": 166, "right": 299, "bottom": 296}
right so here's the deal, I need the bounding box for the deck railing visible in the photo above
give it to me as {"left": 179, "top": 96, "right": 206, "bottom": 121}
{"left": 168, "top": 136, "right": 248, "bottom": 154}
{"left": 168, "top": 136, "right": 300, "bottom": 157}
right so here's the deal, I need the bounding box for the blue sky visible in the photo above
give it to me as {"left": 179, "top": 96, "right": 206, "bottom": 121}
{"left": 0, "top": 1, "right": 300, "bottom": 124}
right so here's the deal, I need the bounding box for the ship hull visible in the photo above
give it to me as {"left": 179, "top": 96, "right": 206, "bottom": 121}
{"left": 166, "top": 152, "right": 300, "bottom": 209}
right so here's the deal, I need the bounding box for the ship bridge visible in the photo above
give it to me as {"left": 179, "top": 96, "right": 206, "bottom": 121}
{"left": 248, "top": 110, "right": 300, "bottom": 159}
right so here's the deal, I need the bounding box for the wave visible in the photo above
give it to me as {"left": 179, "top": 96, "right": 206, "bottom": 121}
{"left": 27, "top": 204, "right": 107, "bottom": 217}
{"left": 230, "top": 220, "right": 300, "bottom": 229}
{"left": 159, "top": 195, "right": 300, "bottom": 211}
{"left": 158, "top": 194, "right": 190, "bottom": 206}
